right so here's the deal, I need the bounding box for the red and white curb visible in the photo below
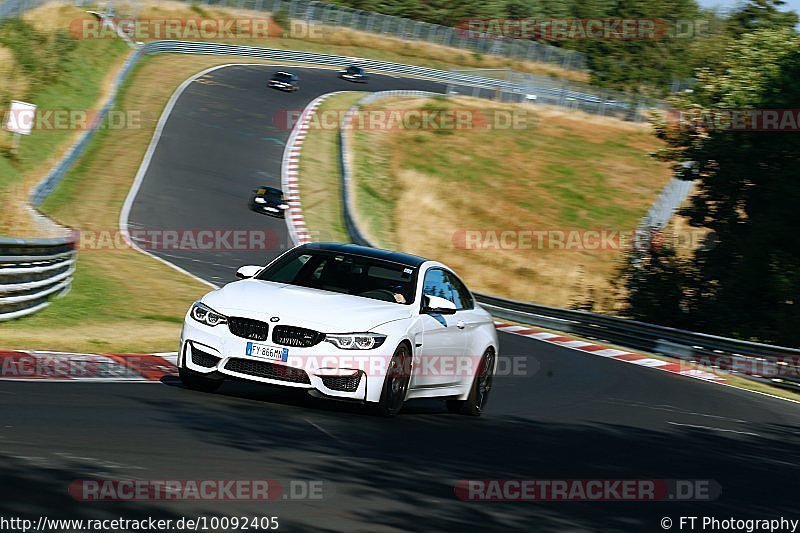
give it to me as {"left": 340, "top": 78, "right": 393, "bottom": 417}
{"left": 494, "top": 322, "right": 726, "bottom": 384}
{"left": 0, "top": 350, "right": 177, "bottom": 382}
{"left": 281, "top": 92, "right": 346, "bottom": 246}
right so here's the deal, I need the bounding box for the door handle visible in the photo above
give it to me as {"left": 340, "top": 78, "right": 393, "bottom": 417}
{"left": 456, "top": 321, "right": 466, "bottom": 329}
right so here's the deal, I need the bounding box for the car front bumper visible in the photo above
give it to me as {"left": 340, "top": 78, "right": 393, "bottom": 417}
{"left": 180, "top": 319, "right": 395, "bottom": 403}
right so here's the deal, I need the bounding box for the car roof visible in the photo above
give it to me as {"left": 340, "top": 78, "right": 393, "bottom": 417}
{"left": 299, "top": 242, "right": 428, "bottom": 268}
{"left": 275, "top": 71, "right": 296, "bottom": 76}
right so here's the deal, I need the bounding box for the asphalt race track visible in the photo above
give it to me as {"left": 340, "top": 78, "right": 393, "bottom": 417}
{"left": 2, "top": 65, "right": 799, "bottom": 532}
{"left": 125, "top": 65, "right": 446, "bottom": 285}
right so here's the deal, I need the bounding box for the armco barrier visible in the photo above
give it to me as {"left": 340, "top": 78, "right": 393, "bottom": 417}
{"left": 139, "top": 41, "right": 640, "bottom": 117}
{"left": 2, "top": 45, "right": 142, "bottom": 321}
{"left": 0, "top": 237, "right": 76, "bottom": 321}
{"left": 1, "top": 0, "right": 585, "bottom": 72}
{"left": 336, "top": 92, "right": 800, "bottom": 391}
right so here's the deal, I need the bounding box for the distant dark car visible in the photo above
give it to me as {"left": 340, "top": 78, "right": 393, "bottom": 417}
{"left": 268, "top": 71, "right": 299, "bottom": 92}
{"left": 338, "top": 65, "right": 368, "bottom": 83}
{"left": 249, "top": 186, "right": 289, "bottom": 218}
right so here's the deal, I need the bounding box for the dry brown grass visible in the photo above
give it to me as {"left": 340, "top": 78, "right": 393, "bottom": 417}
{"left": 21, "top": 1, "right": 83, "bottom": 31}
{"left": 0, "top": 46, "right": 30, "bottom": 102}
{"left": 349, "top": 96, "right": 670, "bottom": 311}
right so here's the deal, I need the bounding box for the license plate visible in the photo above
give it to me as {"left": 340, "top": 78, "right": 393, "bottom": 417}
{"left": 246, "top": 342, "right": 288, "bottom": 361}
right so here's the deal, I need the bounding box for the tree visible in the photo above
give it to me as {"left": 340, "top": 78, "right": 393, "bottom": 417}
{"left": 623, "top": 235, "right": 695, "bottom": 327}
{"left": 726, "top": 0, "right": 799, "bottom": 35}
{"left": 629, "top": 28, "right": 800, "bottom": 344}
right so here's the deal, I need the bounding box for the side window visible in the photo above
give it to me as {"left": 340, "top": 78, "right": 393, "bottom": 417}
{"left": 445, "top": 271, "right": 474, "bottom": 310}
{"left": 422, "top": 268, "right": 454, "bottom": 304}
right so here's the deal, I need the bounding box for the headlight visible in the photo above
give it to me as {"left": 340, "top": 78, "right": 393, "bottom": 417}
{"left": 278, "top": 203, "right": 289, "bottom": 209}
{"left": 254, "top": 197, "right": 266, "bottom": 204}
{"left": 190, "top": 302, "right": 227, "bottom": 327}
{"left": 325, "top": 333, "right": 387, "bottom": 350}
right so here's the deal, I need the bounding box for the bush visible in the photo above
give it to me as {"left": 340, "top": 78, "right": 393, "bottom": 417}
{"left": 0, "top": 19, "right": 77, "bottom": 97}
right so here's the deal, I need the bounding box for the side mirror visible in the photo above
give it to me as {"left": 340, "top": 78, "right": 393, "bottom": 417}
{"left": 236, "top": 265, "right": 262, "bottom": 280}
{"left": 422, "top": 295, "right": 457, "bottom": 315}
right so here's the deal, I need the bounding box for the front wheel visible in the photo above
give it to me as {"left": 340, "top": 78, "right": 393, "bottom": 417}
{"left": 179, "top": 366, "right": 223, "bottom": 393}
{"left": 446, "top": 348, "right": 495, "bottom": 416}
{"left": 375, "top": 344, "right": 411, "bottom": 417}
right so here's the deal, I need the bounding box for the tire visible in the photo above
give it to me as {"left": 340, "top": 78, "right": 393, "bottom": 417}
{"left": 179, "top": 366, "right": 223, "bottom": 393}
{"left": 446, "top": 348, "right": 495, "bottom": 416}
{"left": 375, "top": 343, "right": 411, "bottom": 417}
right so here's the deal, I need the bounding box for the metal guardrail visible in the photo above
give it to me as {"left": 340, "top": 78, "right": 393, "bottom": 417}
{"left": 141, "top": 40, "right": 534, "bottom": 90}
{"left": 174, "top": 0, "right": 587, "bottom": 72}
{"left": 141, "top": 41, "right": 650, "bottom": 119}
{"left": 2, "top": 0, "right": 585, "bottom": 71}
{"left": 478, "top": 294, "right": 800, "bottom": 390}
{"left": 338, "top": 92, "right": 800, "bottom": 391}
{"left": 1, "top": 0, "right": 585, "bottom": 70}
{"left": 0, "top": 237, "right": 76, "bottom": 321}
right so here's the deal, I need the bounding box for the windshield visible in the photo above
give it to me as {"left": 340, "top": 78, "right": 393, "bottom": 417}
{"left": 274, "top": 73, "right": 294, "bottom": 82}
{"left": 257, "top": 249, "right": 417, "bottom": 304}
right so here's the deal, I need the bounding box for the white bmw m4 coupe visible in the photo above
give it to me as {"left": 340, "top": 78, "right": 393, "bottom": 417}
{"left": 179, "top": 242, "right": 499, "bottom": 416}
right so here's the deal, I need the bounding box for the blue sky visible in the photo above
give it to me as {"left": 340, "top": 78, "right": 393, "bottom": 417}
{"left": 696, "top": 0, "right": 800, "bottom": 16}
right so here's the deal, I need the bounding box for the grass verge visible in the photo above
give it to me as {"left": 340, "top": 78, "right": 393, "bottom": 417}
{"left": 298, "top": 92, "right": 366, "bottom": 243}
{"left": 0, "top": 53, "right": 316, "bottom": 353}
{"left": 0, "top": 4, "right": 131, "bottom": 236}
{"left": 341, "top": 96, "right": 672, "bottom": 312}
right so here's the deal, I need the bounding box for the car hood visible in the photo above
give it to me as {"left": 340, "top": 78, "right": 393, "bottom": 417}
{"left": 202, "top": 279, "right": 413, "bottom": 332}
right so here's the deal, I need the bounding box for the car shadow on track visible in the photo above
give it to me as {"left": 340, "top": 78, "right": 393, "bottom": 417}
{"left": 148, "top": 378, "right": 800, "bottom": 532}
{"left": 160, "top": 374, "right": 451, "bottom": 416}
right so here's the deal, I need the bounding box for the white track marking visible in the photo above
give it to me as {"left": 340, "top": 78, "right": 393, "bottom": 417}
{"left": 592, "top": 348, "right": 632, "bottom": 357}
{"left": 305, "top": 418, "right": 346, "bottom": 444}
{"left": 667, "top": 422, "right": 760, "bottom": 437}
{"left": 630, "top": 358, "right": 670, "bottom": 367}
